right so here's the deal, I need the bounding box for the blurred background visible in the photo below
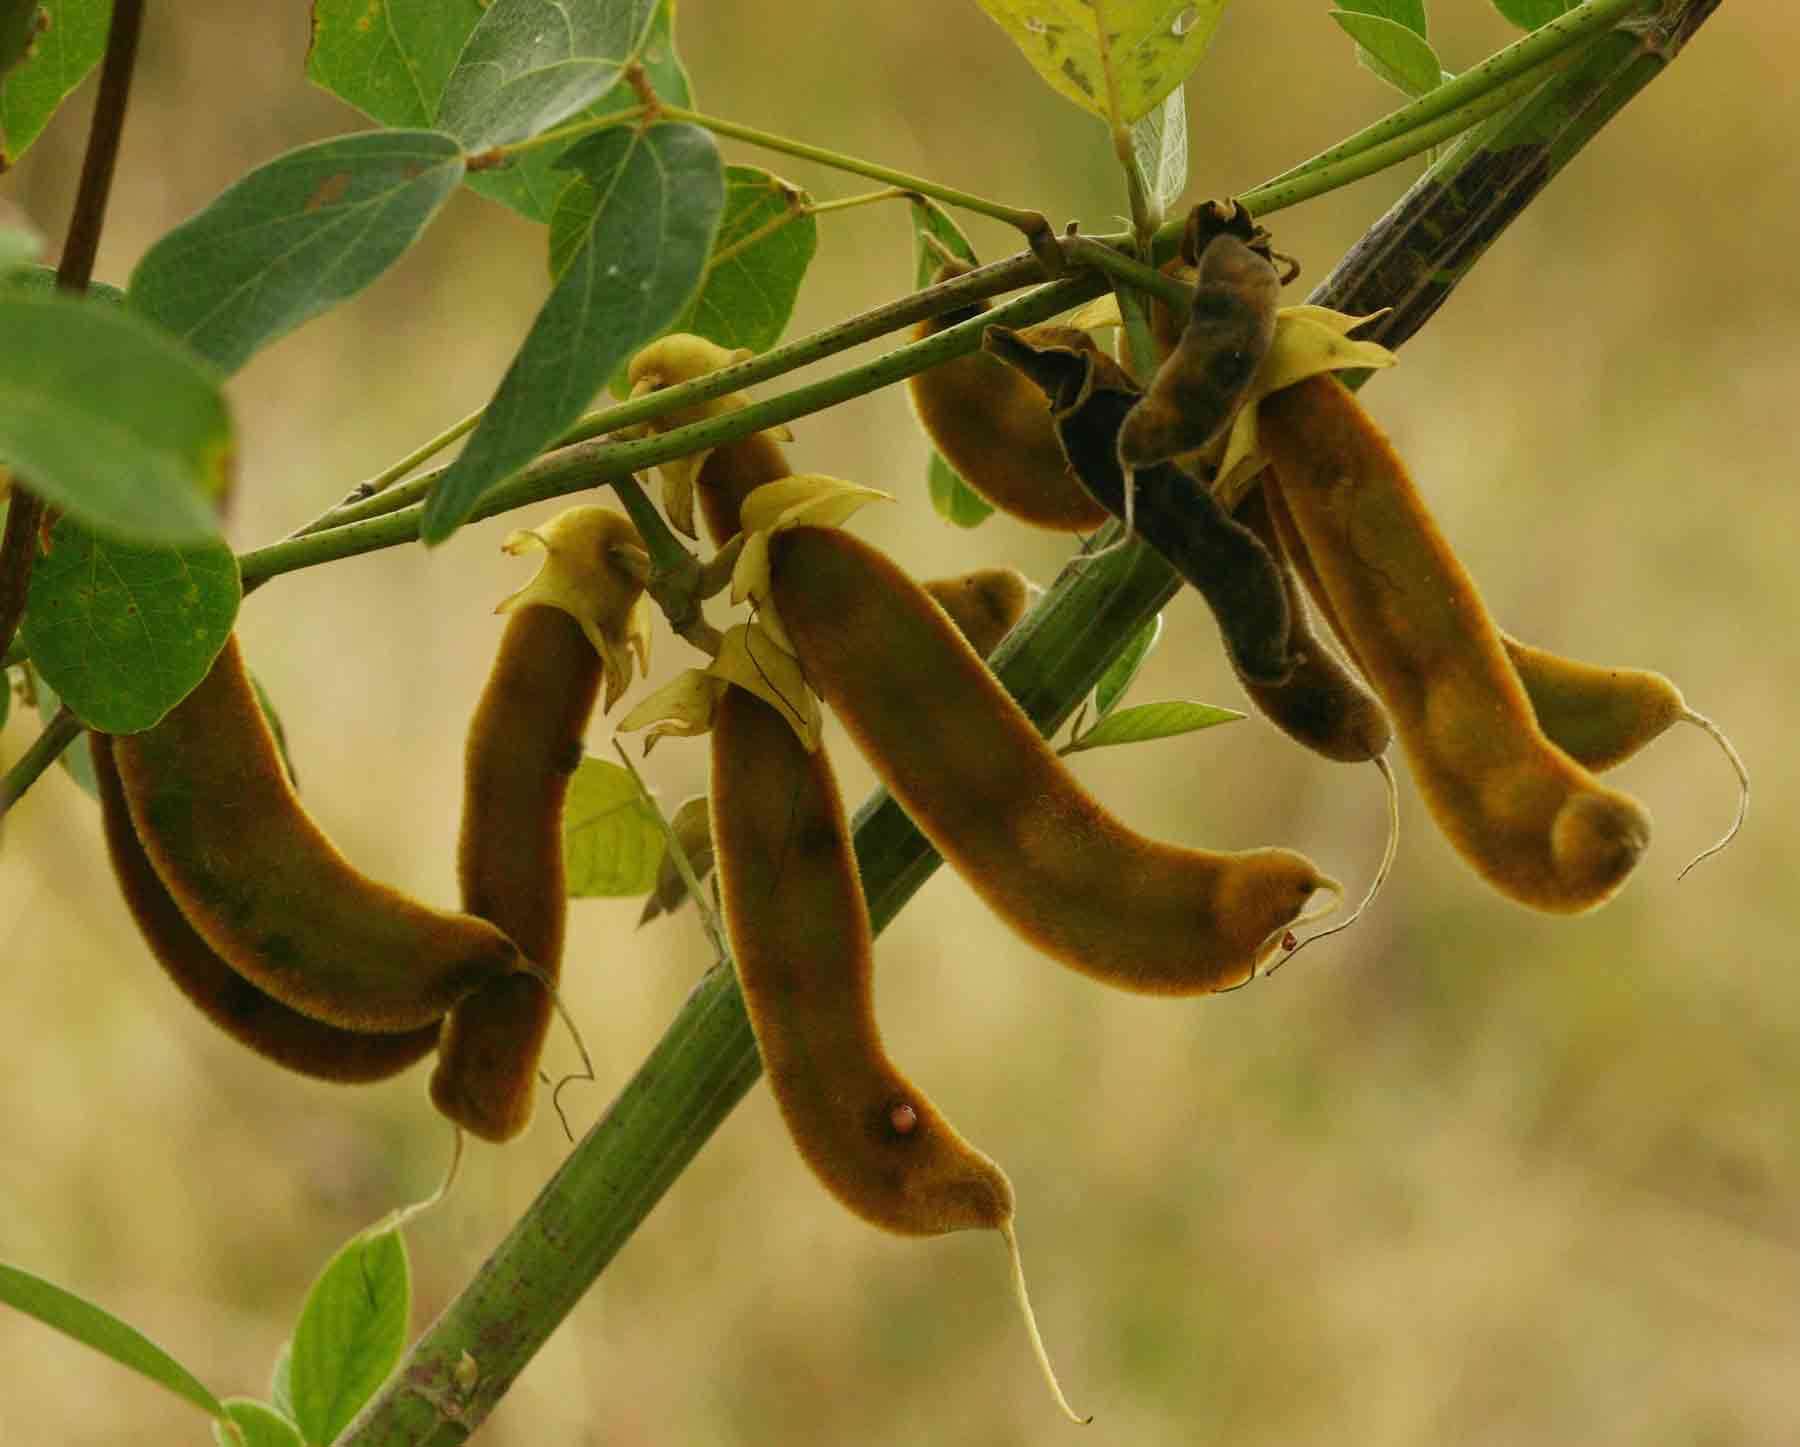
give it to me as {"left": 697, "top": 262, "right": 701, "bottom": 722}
{"left": 3, "top": 3, "right": 1797, "bottom": 1442}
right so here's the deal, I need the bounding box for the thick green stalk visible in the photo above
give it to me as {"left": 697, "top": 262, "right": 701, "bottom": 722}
{"left": 334, "top": 7, "right": 1721, "bottom": 1440}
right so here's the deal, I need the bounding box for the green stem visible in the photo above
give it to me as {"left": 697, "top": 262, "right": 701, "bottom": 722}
{"left": 239, "top": 273, "right": 1103, "bottom": 588}
{"left": 660, "top": 103, "right": 1054, "bottom": 244}
{"left": 0, "top": 705, "right": 79, "bottom": 820}
{"left": 1256, "top": 0, "right": 1654, "bottom": 195}
{"left": 494, "top": 103, "right": 648, "bottom": 160}
{"left": 334, "top": 7, "right": 1721, "bottom": 1439}
{"left": 1061, "top": 237, "right": 1188, "bottom": 315}
{"left": 305, "top": 407, "right": 486, "bottom": 535}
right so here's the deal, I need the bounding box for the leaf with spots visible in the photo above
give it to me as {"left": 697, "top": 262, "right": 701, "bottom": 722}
{"left": 307, "top": 0, "right": 491, "bottom": 129}
{"left": 551, "top": 163, "right": 814, "bottom": 354}
{"left": 971, "top": 0, "right": 1230, "bottom": 126}
{"left": 20, "top": 516, "right": 239, "bottom": 734}
{"left": 468, "top": 0, "right": 691, "bottom": 222}
{"left": 0, "top": 0, "right": 109, "bottom": 169}
{"left": 129, "top": 130, "right": 465, "bottom": 376}
{"left": 0, "top": 292, "right": 230, "bottom": 544}
{"left": 564, "top": 755, "right": 665, "bottom": 896}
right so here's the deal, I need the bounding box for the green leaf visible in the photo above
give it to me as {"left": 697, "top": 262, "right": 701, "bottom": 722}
{"left": 1129, "top": 86, "right": 1188, "bottom": 217}
{"left": 564, "top": 755, "right": 666, "bottom": 897}
{"left": 249, "top": 669, "right": 299, "bottom": 789}
{"left": 1065, "top": 698, "right": 1242, "bottom": 753}
{"left": 27, "top": 665, "right": 97, "bottom": 797}
{"left": 925, "top": 451, "right": 994, "bottom": 529}
{"left": 212, "top": 1399, "right": 304, "bottom": 1447}
{"left": 1330, "top": 10, "right": 1444, "bottom": 97}
{"left": 129, "top": 131, "right": 465, "bottom": 375}
{"left": 1491, "top": 0, "right": 1576, "bottom": 29}
{"left": 269, "top": 1341, "right": 295, "bottom": 1423}
{"left": 0, "top": 294, "right": 229, "bottom": 543}
{"left": 469, "top": 0, "right": 690, "bottom": 223}
{"left": 288, "top": 1227, "right": 410, "bottom": 1447}
{"left": 971, "top": 0, "right": 1229, "bottom": 125}
{"left": 20, "top": 516, "right": 239, "bottom": 733}
{"left": 0, "top": 202, "right": 41, "bottom": 275}
{"left": 436, "top": 0, "right": 660, "bottom": 150}
{"left": 0, "top": 0, "right": 108, "bottom": 169}
{"left": 0, "top": 2, "right": 46, "bottom": 81}
{"left": 909, "top": 195, "right": 977, "bottom": 287}
{"left": 0, "top": 1260, "right": 225, "bottom": 1419}
{"left": 421, "top": 121, "right": 723, "bottom": 544}
{"left": 1334, "top": 0, "right": 1427, "bottom": 37}
{"left": 1094, "top": 611, "right": 1161, "bottom": 719}
{"left": 306, "top": 0, "right": 488, "bottom": 128}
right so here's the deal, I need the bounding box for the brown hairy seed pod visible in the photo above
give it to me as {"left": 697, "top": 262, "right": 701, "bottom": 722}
{"left": 433, "top": 506, "right": 651, "bottom": 1142}
{"left": 626, "top": 333, "right": 793, "bottom": 546}
{"left": 111, "top": 634, "right": 526, "bottom": 1031}
{"left": 905, "top": 257, "right": 1111, "bottom": 532}
{"left": 712, "top": 685, "right": 1086, "bottom": 1421}
{"left": 922, "top": 567, "right": 1033, "bottom": 659}
{"left": 767, "top": 526, "right": 1337, "bottom": 992}
{"left": 1259, "top": 375, "right": 1651, "bottom": 913}
{"left": 1116, "top": 234, "right": 1282, "bottom": 468}
{"left": 92, "top": 735, "right": 440, "bottom": 1083}
{"left": 984, "top": 328, "right": 1295, "bottom": 685}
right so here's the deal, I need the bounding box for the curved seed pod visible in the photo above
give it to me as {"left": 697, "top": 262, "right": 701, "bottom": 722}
{"left": 905, "top": 259, "right": 1110, "bottom": 532}
{"left": 1117, "top": 234, "right": 1282, "bottom": 467}
{"left": 627, "top": 333, "right": 793, "bottom": 546}
{"left": 922, "top": 567, "right": 1033, "bottom": 659}
{"left": 984, "top": 327, "right": 1294, "bottom": 685}
{"left": 111, "top": 635, "right": 525, "bottom": 1031}
{"left": 1259, "top": 376, "right": 1651, "bottom": 913}
{"left": 1234, "top": 489, "right": 1390, "bottom": 763}
{"left": 433, "top": 506, "right": 650, "bottom": 1141}
{"left": 712, "top": 685, "right": 1086, "bottom": 1421}
{"left": 768, "top": 525, "right": 1337, "bottom": 993}
{"left": 92, "top": 735, "right": 440, "bottom": 1083}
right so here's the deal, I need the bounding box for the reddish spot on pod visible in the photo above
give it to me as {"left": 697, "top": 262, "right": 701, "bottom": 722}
{"left": 889, "top": 1101, "right": 919, "bottom": 1136}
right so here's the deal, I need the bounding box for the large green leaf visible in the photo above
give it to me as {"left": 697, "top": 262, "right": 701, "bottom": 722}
{"left": 469, "top": 0, "right": 689, "bottom": 222}
{"left": 554, "top": 163, "right": 813, "bottom": 352}
{"left": 436, "top": 0, "right": 660, "bottom": 150}
{"left": 129, "top": 131, "right": 464, "bottom": 375}
{"left": 421, "top": 121, "right": 722, "bottom": 544}
{"left": 0, "top": 1261, "right": 225, "bottom": 1420}
{"left": 0, "top": 0, "right": 108, "bottom": 169}
{"left": 20, "top": 516, "right": 239, "bottom": 733}
{"left": 564, "top": 755, "right": 665, "bottom": 897}
{"left": 972, "top": 0, "right": 1229, "bottom": 124}
{"left": 306, "top": 0, "right": 488, "bottom": 128}
{"left": 287, "top": 1228, "right": 410, "bottom": 1447}
{"left": 0, "top": 2, "right": 47, "bottom": 81}
{"left": 0, "top": 294, "right": 228, "bottom": 543}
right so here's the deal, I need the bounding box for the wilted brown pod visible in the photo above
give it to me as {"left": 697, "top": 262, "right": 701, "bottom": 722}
{"left": 1234, "top": 488, "right": 1390, "bottom": 764}
{"left": 767, "top": 525, "right": 1336, "bottom": 992}
{"left": 1117, "top": 233, "right": 1282, "bottom": 468}
{"left": 1259, "top": 376, "right": 1650, "bottom": 913}
{"left": 922, "top": 566, "right": 1033, "bottom": 659}
{"left": 92, "top": 735, "right": 439, "bottom": 1083}
{"left": 112, "top": 635, "right": 525, "bottom": 1032}
{"left": 906, "top": 258, "right": 1111, "bottom": 532}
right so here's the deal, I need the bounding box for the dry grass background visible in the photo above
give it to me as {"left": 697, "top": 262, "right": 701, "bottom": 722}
{"left": 3, "top": 3, "right": 1798, "bottom": 1443}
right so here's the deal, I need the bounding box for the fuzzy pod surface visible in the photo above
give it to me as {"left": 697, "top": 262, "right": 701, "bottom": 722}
{"left": 768, "top": 526, "right": 1334, "bottom": 993}
{"left": 111, "top": 635, "right": 525, "bottom": 1031}
{"left": 906, "top": 271, "right": 1110, "bottom": 532}
{"left": 922, "top": 567, "right": 1032, "bottom": 660}
{"left": 1260, "top": 375, "right": 1650, "bottom": 913}
{"left": 712, "top": 685, "right": 1013, "bottom": 1236}
{"left": 430, "top": 606, "right": 604, "bottom": 1142}
{"left": 93, "top": 735, "right": 440, "bottom": 1082}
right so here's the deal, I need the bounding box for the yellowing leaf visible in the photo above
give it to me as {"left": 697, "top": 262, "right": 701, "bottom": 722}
{"left": 972, "top": 0, "right": 1231, "bottom": 125}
